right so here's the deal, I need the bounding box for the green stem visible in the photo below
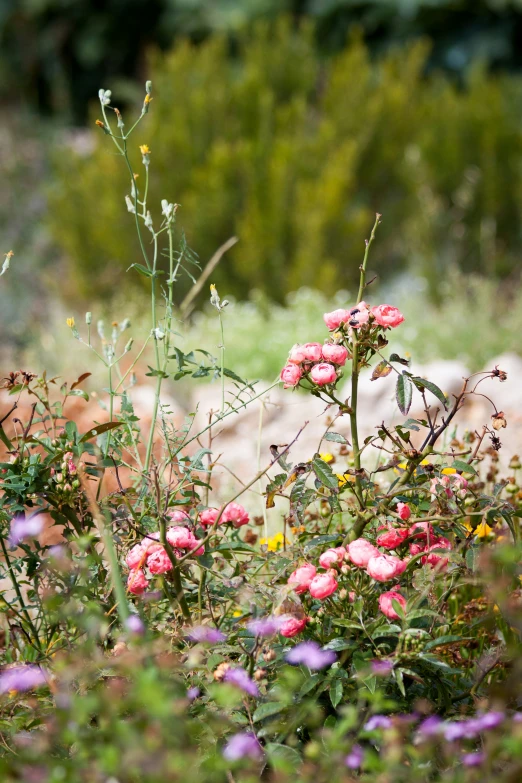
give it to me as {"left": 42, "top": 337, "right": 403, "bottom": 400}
{"left": 219, "top": 310, "right": 225, "bottom": 415}
{"left": 0, "top": 536, "right": 41, "bottom": 651}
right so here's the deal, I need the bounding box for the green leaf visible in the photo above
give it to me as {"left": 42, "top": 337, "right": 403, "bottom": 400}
{"left": 253, "top": 702, "right": 286, "bottom": 723}
{"left": 324, "top": 432, "right": 348, "bottom": 444}
{"left": 371, "top": 360, "right": 393, "bottom": 381}
{"left": 66, "top": 388, "right": 89, "bottom": 402}
{"left": 412, "top": 377, "right": 448, "bottom": 409}
{"left": 312, "top": 454, "right": 339, "bottom": 489}
{"left": 389, "top": 353, "right": 410, "bottom": 366}
{"left": 425, "top": 635, "right": 471, "bottom": 651}
{"left": 451, "top": 459, "right": 477, "bottom": 475}
{"left": 303, "top": 534, "right": 340, "bottom": 553}
{"left": 329, "top": 679, "right": 343, "bottom": 708}
{"left": 265, "top": 743, "right": 302, "bottom": 769}
{"left": 396, "top": 373, "right": 413, "bottom": 415}
{"left": 79, "top": 421, "right": 124, "bottom": 442}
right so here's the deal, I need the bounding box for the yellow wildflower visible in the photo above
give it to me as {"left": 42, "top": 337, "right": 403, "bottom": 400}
{"left": 139, "top": 144, "right": 150, "bottom": 155}
{"left": 95, "top": 119, "right": 105, "bottom": 128}
{"left": 144, "top": 94, "right": 152, "bottom": 105}
{"left": 260, "top": 532, "right": 287, "bottom": 552}
{"left": 319, "top": 452, "right": 334, "bottom": 464}
{"left": 336, "top": 472, "right": 355, "bottom": 487}
{"left": 464, "top": 520, "right": 493, "bottom": 538}
{"left": 66, "top": 317, "right": 75, "bottom": 328}
{"left": 232, "top": 610, "right": 242, "bottom": 618}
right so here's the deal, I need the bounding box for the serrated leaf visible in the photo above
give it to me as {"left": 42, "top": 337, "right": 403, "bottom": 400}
{"left": 312, "top": 454, "right": 339, "bottom": 489}
{"left": 451, "top": 459, "right": 477, "bottom": 475}
{"left": 396, "top": 373, "right": 413, "bottom": 415}
{"left": 253, "top": 702, "right": 286, "bottom": 722}
{"left": 412, "top": 377, "right": 448, "bottom": 409}
{"left": 371, "top": 360, "right": 393, "bottom": 381}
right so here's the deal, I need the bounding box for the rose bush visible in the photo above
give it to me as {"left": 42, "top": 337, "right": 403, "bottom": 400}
{"left": 1, "top": 84, "right": 522, "bottom": 782}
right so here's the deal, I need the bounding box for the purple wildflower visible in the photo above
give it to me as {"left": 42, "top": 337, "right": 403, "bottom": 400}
{"left": 462, "top": 752, "right": 485, "bottom": 767}
{"left": 443, "top": 721, "right": 471, "bottom": 741}
{"left": 125, "top": 615, "right": 145, "bottom": 635}
{"left": 187, "top": 625, "right": 226, "bottom": 644}
{"left": 0, "top": 665, "right": 47, "bottom": 694}
{"left": 285, "top": 641, "right": 337, "bottom": 671}
{"left": 514, "top": 712, "right": 522, "bottom": 723}
{"left": 223, "top": 731, "right": 263, "bottom": 762}
{"left": 223, "top": 667, "right": 260, "bottom": 698}
{"left": 417, "top": 716, "right": 443, "bottom": 737}
{"left": 187, "top": 686, "right": 200, "bottom": 701}
{"left": 371, "top": 659, "right": 393, "bottom": 676}
{"left": 345, "top": 744, "right": 364, "bottom": 769}
{"left": 246, "top": 616, "right": 280, "bottom": 637}
{"left": 364, "top": 715, "right": 393, "bottom": 731}
{"left": 8, "top": 514, "right": 44, "bottom": 547}
{"left": 473, "top": 711, "right": 504, "bottom": 731}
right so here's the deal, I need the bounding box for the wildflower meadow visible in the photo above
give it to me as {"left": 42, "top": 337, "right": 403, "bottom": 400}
{"left": 1, "top": 82, "right": 522, "bottom": 783}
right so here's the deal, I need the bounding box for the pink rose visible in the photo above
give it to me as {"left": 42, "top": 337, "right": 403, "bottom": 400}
{"left": 321, "top": 344, "right": 349, "bottom": 365}
{"left": 421, "top": 536, "right": 452, "bottom": 570}
{"left": 310, "top": 362, "right": 337, "bottom": 386}
{"left": 376, "top": 527, "right": 409, "bottom": 550}
{"left": 279, "top": 615, "right": 308, "bottom": 638}
{"left": 309, "top": 572, "right": 338, "bottom": 599}
{"left": 126, "top": 542, "right": 146, "bottom": 570}
{"left": 167, "top": 526, "right": 197, "bottom": 549}
{"left": 280, "top": 364, "right": 302, "bottom": 389}
{"left": 288, "top": 344, "right": 307, "bottom": 364}
{"left": 167, "top": 508, "right": 191, "bottom": 524}
{"left": 367, "top": 554, "right": 407, "bottom": 582}
{"left": 288, "top": 563, "right": 316, "bottom": 594}
{"left": 323, "top": 308, "right": 352, "bottom": 331}
{"left": 430, "top": 476, "right": 453, "bottom": 499}
{"left": 409, "top": 542, "right": 425, "bottom": 557}
{"left": 319, "top": 546, "right": 346, "bottom": 569}
{"left": 301, "top": 342, "right": 323, "bottom": 362}
{"left": 222, "top": 502, "right": 249, "bottom": 528}
{"left": 127, "top": 569, "right": 149, "bottom": 595}
{"left": 379, "top": 590, "right": 406, "bottom": 620}
{"left": 147, "top": 548, "right": 173, "bottom": 575}
{"left": 347, "top": 538, "right": 379, "bottom": 567}
{"left": 371, "top": 304, "right": 404, "bottom": 328}
{"left": 396, "top": 502, "right": 411, "bottom": 521}
{"left": 408, "top": 522, "right": 434, "bottom": 543}
{"left": 200, "top": 508, "right": 221, "bottom": 527}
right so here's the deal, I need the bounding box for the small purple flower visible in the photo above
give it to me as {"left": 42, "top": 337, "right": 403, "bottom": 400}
{"left": 443, "top": 721, "right": 469, "bottom": 741}
{"left": 125, "top": 615, "right": 145, "bottom": 635}
{"left": 417, "top": 716, "right": 443, "bottom": 737}
{"left": 371, "top": 659, "right": 393, "bottom": 676}
{"left": 345, "top": 744, "right": 364, "bottom": 769}
{"left": 187, "top": 625, "right": 227, "bottom": 644}
{"left": 514, "top": 712, "right": 522, "bottom": 723}
{"left": 187, "top": 686, "right": 200, "bottom": 701}
{"left": 462, "top": 751, "right": 485, "bottom": 767}
{"left": 285, "top": 641, "right": 337, "bottom": 671}
{"left": 364, "top": 715, "right": 393, "bottom": 731}
{"left": 247, "top": 616, "right": 280, "bottom": 638}
{"left": 223, "top": 731, "right": 263, "bottom": 762}
{"left": 223, "top": 667, "right": 260, "bottom": 698}
{"left": 8, "top": 514, "right": 44, "bottom": 547}
{"left": 0, "top": 665, "right": 47, "bottom": 694}
{"left": 473, "top": 711, "right": 504, "bottom": 731}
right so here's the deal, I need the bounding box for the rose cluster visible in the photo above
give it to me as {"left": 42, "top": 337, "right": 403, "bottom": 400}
{"left": 280, "top": 301, "right": 404, "bottom": 390}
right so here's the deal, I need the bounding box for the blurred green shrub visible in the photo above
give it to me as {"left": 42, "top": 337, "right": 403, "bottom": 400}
{"left": 49, "top": 20, "right": 522, "bottom": 303}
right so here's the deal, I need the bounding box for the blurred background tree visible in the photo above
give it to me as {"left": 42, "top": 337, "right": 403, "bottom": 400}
{"left": 2, "top": 1, "right": 522, "bottom": 363}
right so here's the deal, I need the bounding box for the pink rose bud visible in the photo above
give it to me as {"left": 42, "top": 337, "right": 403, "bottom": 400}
{"left": 347, "top": 538, "right": 380, "bottom": 567}
{"left": 287, "top": 344, "right": 308, "bottom": 364}
{"left": 127, "top": 569, "right": 149, "bottom": 595}
{"left": 288, "top": 563, "right": 317, "bottom": 594}
{"left": 318, "top": 547, "right": 345, "bottom": 569}
{"left": 323, "top": 308, "right": 352, "bottom": 331}
{"left": 409, "top": 521, "right": 434, "bottom": 542}
{"left": 321, "top": 344, "right": 349, "bottom": 365}
{"left": 367, "top": 554, "right": 407, "bottom": 582}
{"left": 379, "top": 590, "right": 407, "bottom": 620}
{"left": 396, "top": 502, "right": 411, "bottom": 521}
{"left": 370, "top": 304, "right": 405, "bottom": 328}
{"left": 126, "top": 542, "right": 146, "bottom": 570}
{"left": 222, "top": 502, "right": 249, "bottom": 528}
{"left": 279, "top": 615, "right": 308, "bottom": 638}
{"left": 280, "top": 364, "right": 302, "bottom": 389}
{"left": 409, "top": 542, "right": 425, "bottom": 557}
{"left": 167, "top": 508, "right": 191, "bottom": 523}
{"left": 310, "top": 362, "right": 337, "bottom": 386}
{"left": 147, "top": 548, "right": 174, "bottom": 575}
{"left": 376, "top": 527, "right": 409, "bottom": 549}
{"left": 167, "top": 526, "right": 197, "bottom": 549}
{"left": 309, "top": 572, "right": 338, "bottom": 599}
{"left": 200, "top": 508, "right": 221, "bottom": 527}
{"left": 301, "top": 342, "right": 323, "bottom": 362}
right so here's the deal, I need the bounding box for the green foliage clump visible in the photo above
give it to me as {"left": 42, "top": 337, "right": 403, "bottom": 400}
{"left": 49, "top": 21, "right": 522, "bottom": 304}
